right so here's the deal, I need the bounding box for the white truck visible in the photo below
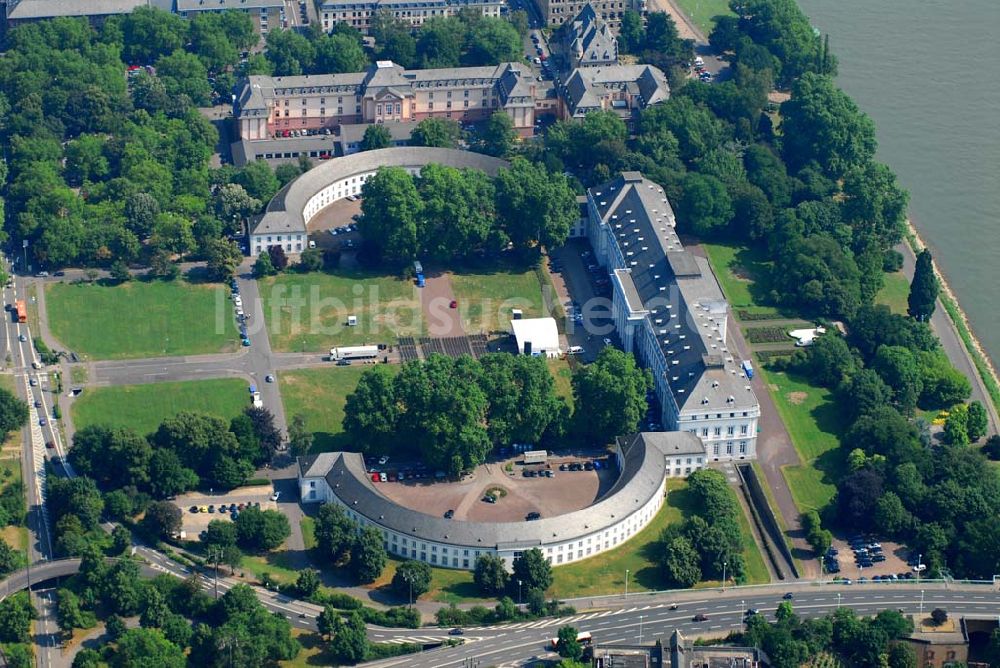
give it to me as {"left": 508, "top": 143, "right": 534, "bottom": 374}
{"left": 329, "top": 345, "right": 379, "bottom": 361}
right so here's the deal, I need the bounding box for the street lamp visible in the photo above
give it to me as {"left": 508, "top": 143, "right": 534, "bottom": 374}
{"left": 917, "top": 553, "right": 923, "bottom": 582}
{"left": 625, "top": 569, "right": 630, "bottom": 599}
{"left": 402, "top": 572, "right": 413, "bottom": 607}
{"left": 638, "top": 615, "right": 645, "bottom": 644}
{"left": 722, "top": 561, "right": 727, "bottom": 590}
{"left": 837, "top": 592, "right": 841, "bottom": 609}
{"left": 920, "top": 589, "right": 925, "bottom": 615}
{"left": 518, "top": 579, "right": 523, "bottom": 606}
{"left": 740, "top": 599, "right": 744, "bottom": 622}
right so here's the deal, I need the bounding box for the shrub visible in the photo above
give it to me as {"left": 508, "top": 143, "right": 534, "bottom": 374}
{"left": 931, "top": 608, "right": 948, "bottom": 625}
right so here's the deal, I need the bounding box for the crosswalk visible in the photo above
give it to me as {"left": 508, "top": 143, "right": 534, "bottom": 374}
{"left": 380, "top": 635, "right": 466, "bottom": 645}
{"left": 467, "top": 604, "right": 667, "bottom": 631}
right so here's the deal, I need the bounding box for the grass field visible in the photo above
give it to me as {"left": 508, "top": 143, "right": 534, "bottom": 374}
{"left": 0, "top": 454, "right": 27, "bottom": 553}
{"left": 673, "top": 0, "right": 732, "bottom": 35}
{"left": 72, "top": 378, "right": 250, "bottom": 436}
{"left": 450, "top": 264, "right": 545, "bottom": 334}
{"left": 260, "top": 269, "right": 420, "bottom": 353}
{"left": 760, "top": 368, "right": 844, "bottom": 512}
{"left": 46, "top": 278, "right": 238, "bottom": 359}
{"left": 701, "top": 242, "right": 780, "bottom": 315}
{"left": 370, "top": 556, "right": 479, "bottom": 604}
{"left": 876, "top": 271, "right": 911, "bottom": 315}
{"left": 279, "top": 366, "right": 398, "bottom": 453}
{"left": 547, "top": 357, "right": 575, "bottom": 409}
{"left": 549, "top": 478, "right": 769, "bottom": 598}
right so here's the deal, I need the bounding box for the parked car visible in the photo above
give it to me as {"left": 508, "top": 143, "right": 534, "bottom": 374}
{"left": 270, "top": 491, "right": 281, "bottom": 501}
{"left": 526, "top": 512, "right": 541, "bottom": 521}
{"left": 190, "top": 506, "right": 199, "bottom": 513}
{"left": 483, "top": 495, "right": 496, "bottom": 503}
{"left": 444, "top": 509, "right": 455, "bottom": 519}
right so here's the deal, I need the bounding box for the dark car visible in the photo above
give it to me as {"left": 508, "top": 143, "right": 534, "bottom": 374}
{"left": 559, "top": 463, "right": 568, "bottom": 471}
{"left": 526, "top": 512, "right": 541, "bottom": 521}
{"left": 483, "top": 495, "right": 496, "bottom": 504}
{"left": 45, "top": 441, "right": 54, "bottom": 449}
{"left": 745, "top": 608, "right": 760, "bottom": 617}
{"left": 448, "top": 628, "right": 464, "bottom": 636}
{"left": 208, "top": 505, "right": 216, "bottom": 513}
{"left": 872, "top": 554, "right": 886, "bottom": 562}
{"left": 444, "top": 509, "right": 455, "bottom": 519}
{"left": 693, "top": 614, "right": 708, "bottom": 622}
{"left": 782, "top": 593, "right": 794, "bottom": 600}
{"left": 583, "top": 461, "right": 594, "bottom": 471}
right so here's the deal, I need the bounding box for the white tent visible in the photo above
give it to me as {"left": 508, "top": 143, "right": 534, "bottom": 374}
{"left": 510, "top": 317, "right": 560, "bottom": 358}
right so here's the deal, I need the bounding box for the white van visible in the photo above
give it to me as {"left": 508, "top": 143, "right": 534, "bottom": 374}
{"left": 567, "top": 345, "right": 584, "bottom": 355}
{"left": 694, "top": 56, "right": 705, "bottom": 66}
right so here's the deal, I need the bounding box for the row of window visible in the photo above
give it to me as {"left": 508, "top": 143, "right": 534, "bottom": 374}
{"left": 255, "top": 242, "right": 302, "bottom": 254}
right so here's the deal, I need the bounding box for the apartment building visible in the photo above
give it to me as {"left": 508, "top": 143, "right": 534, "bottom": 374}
{"left": 176, "top": 0, "right": 284, "bottom": 34}
{"left": 319, "top": 0, "right": 501, "bottom": 34}
{"left": 585, "top": 172, "right": 761, "bottom": 462}
{"left": 535, "top": 0, "right": 643, "bottom": 30}
{"left": 561, "top": 63, "right": 668, "bottom": 122}
{"left": 235, "top": 60, "right": 538, "bottom": 141}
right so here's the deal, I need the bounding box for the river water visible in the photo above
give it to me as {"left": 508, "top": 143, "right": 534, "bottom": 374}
{"left": 795, "top": 0, "right": 1000, "bottom": 366}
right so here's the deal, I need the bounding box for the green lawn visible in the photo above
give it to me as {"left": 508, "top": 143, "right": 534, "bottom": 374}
{"left": 875, "top": 271, "right": 910, "bottom": 315}
{"left": 673, "top": 0, "right": 733, "bottom": 35}
{"left": 760, "top": 368, "right": 844, "bottom": 513}
{"left": 259, "top": 269, "right": 421, "bottom": 353}
{"left": 450, "top": 264, "right": 545, "bottom": 334}
{"left": 371, "top": 556, "right": 479, "bottom": 605}
{"left": 549, "top": 478, "right": 769, "bottom": 598}
{"left": 279, "top": 366, "right": 399, "bottom": 453}
{"left": 0, "top": 454, "right": 28, "bottom": 553}
{"left": 46, "top": 278, "right": 238, "bottom": 359}
{"left": 72, "top": 379, "right": 250, "bottom": 436}
{"left": 547, "top": 357, "right": 574, "bottom": 409}
{"left": 701, "top": 242, "right": 780, "bottom": 315}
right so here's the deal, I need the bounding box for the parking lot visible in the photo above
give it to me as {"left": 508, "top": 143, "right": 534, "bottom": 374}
{"left": 175, "top": 487, "right": 278, "bottom": 539}
{"left": 307, "top": 197, "right": 362, "bottom": 251}
{"left": 824, "top": 534, "right": 921, "bottom": 582}
{"left": 372, "top": 454, "right": 616, "bottom": 523}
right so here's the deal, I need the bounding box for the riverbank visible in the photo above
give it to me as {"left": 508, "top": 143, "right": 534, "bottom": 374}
{"left": 905, "top": 220, "right": 1000, "bottom": 415}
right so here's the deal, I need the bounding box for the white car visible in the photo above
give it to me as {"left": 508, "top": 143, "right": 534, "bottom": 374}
{"left": 270, "top": 491, "right": 281, "bottom": 501}
{"left": 567, "top": 346, "right": 584, "bottom": 355}
{"left": 378, "top": 455, "right": 389, "bottom": 466}
{"left": 603, "top": 337, "right": 612, "bottom": 346}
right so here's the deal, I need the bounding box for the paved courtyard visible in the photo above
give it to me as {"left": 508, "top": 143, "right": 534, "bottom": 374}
{"left": 175, "top": 486, "right": 277, "bottom": 539}
{"left": 375, "top": 455, "right": 615, "bottom": 523}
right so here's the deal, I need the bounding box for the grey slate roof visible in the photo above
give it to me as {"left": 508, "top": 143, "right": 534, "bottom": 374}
{"left": 626, "top": 431, "right": 707, "bottom": 457}
{"left": 562, "top": 64, "right": 669, "bottom": 117}
{"left": 564, "top": 4, "right": 618, "bottom": 67}
{"left": 6, "top": 0, "right": 149, "bottom": 19}
{"left": 590, "top": 173, "right": 758, "bottom": 415}
{"left": 307, "top": 431, "right": 675, "bottom": 550}
{"left": 299, "top": 453, "right": 342, "bottom": 479}
{"left": 251, "top": 147, "right": 509, "bottom": 236}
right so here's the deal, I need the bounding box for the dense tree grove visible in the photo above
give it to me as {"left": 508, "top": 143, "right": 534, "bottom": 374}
{"left": 657, "top": 469, "right": 747, "bottom": 587}
{"left": 312, "top": 502, "right": 388, "bottom": 585}
{"left": 739, "top": 605, "right": 913, "bottom": 668}
{"left": 344, "top": 353, "right": 568, "bottom": 474}
{"left": 359, "top": 160, "right": 576, "bottom": 265}
{"left": 571, "top": 348, "right": 652, "bottom": 445}
{"left": 370, "top": 12, "right": 522, "bottom": 70}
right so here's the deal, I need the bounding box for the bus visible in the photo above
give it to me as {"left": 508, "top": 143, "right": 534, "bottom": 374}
{"left": 14, "top": 300, "right": 26, "bottom": 324}
{"left": 329, "top": 345, "right": 379, "bottom": 361}
{"left": 549, "top": 631, "right": 592, "bottom": 650}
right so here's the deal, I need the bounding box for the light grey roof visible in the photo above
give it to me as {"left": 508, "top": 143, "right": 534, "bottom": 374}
{"left": 307, "top": 431, "right": 670, "bottom": 549}
{"left": 562, "top": 65, "right": 670, "bottom": 117}
{"left": 338, "top": 120, "right": 418, "bottom": 145}
{"left": 320, "top": 0, "right": 499, "bottom": 7}
{"left": 629, "top": 431, "right": 707, "bottom": 457}
{"left": 177, "top": 0, "right": 283, "bottom": 9}
{"left": 564, "top": 4, "right": 618, "bottom": 68}
{"left": 590, "top": 173, "right": 758, "bottom": 415}
{"left": 251, "top": 147, "right": 509, "bottom": 236}
{"left": 299, "top": 453, "right": 341, "bottom": 479}
{"left": 6, "top": 0, "right": 148, "bottom": 19}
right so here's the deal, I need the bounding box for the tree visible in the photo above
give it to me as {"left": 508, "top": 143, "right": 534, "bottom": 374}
{"left": 296, "top": 568, "right": 321, "bottom": 598}
{"left": 298, "top": 248, "right": 323, "bottom": 272}
{"left": 360, "top": 124, "right": 393, "bottom": 152}
{"left": 330, "top": 612, "right": 368, "bottom": 663}
{"left": 142, "top": 501, "right": 182, "bottom": 538}
{"left": 0, "top": 539, "right": 24, "bottom": 576}
{"left": 0, "top": 388, "right": 29, "bottom": 438}
{"left": 234, "top": 160, "right": 280, "bottom": 204}
{"left": 836, "top": 469, "right": 884, "bottom": 529}
{"left": 479, "top": 354, "right": 566, "bottom": 446}
{"left": 838, "top": 368, "right": 893, "bottom": 422}
{"left": 466, "top": 17, "right": 521, "bottom": 65}
{"left": 48, "top": 476, "right": 104, "bottom": 531}
{"left": 253, "top": 251, "right": 276, "bottom": 278}
{"left": 111, "top": 628, "right": 186, "bottom": 668}
{"left": 287, "top": 414, "right": 313, "bottom": 458}
{"left": 155, "top": 49, "right": 212, "bottom": 105}
{"left": 556, "top": 625, "right": 583, "bottom": 661}
{"left": 494, "top": 158, "right": 577, "bottom": 252}
{"left": 120, "top": 7, "right": 186, "bottom": 64}
{"left": 105, "top": 615, "right": 127, "bottom": 641}
{"left": 967, "top": 400, "right": 988, "bottom": 442}
{"left": 351, "top": 526, "right": 387, "bottom": 584}
{"left": 512, "top": 548, "right": 552, "bottom": 593}
{"left": 410, "top": 117, "right": 461, "bottom": 148}
{"left": 317, "top": 605, "right": 338, "bottom": 640}
{"left": 234, "top": 507, "right": 291, "bottom": 552}
{"left": 984, "top": 434, "right": 1000, "bottom": 461}
{"left": 618, "top": 10, "right": 644, "bottom": 53}
{"left": 314, "top": 32, "right": 368, "bottom": 73}
{"left": 678, "top": 172, "right": 734, "bottom": 236}
{"left": 204, "top": 238, "right": 243, "bottom": 282}
{"left": 907, "top": 249, "right": 938, "bottom": 321}
{"left": 343, "top": 365, "right": 401, "bottom": 454}
{"left": 773, "top": 233, "right": 862, "bottom": 319}
{"left": 213, "top": 183, "right": 260, "bottom": 231}
{"left": 571, "top": 348, "right": 652, "bottom": 445}
{"left": 244, "top": 406, "right": 283, "bottom": 463}
{"left": 139, "top": 586, "right": 170, "bottom": 629}
{"left": 56, "top": 589, "right": 91, "bottom": 632}
{"left": 147, "top": 449, "right": 199, "bottom": 499}
{"left": 887, "top": 642, "right": 917, "bottom": 668}
{"left": 874, "top": 492, "right": 913, "bottom": 537}
{"left": 780, "top": 73, "right": 876, "bottom": 178}
{"left": 473, "top": 553, "right": 510, "bottom": 596}
{"left": 0, "top": 594, "right": 37, "bottom": 643}
{"left": 943, "top": 404, "right": 970, "bottom": 446}
{"left": 392, "top": 560, "right": 432, "bottom": 601}
{"left": 660, "top": 535, "right": 702, "bottom": 588}
{"left": 478, "top": 111, "right": 516, "bottom": 157}
{"left": 930, "top": 608, "right": 948, "bottom": 625}
{"left": 109, "top": 260, "right": 131, "bottom": 283}
{"left": 358, "top": 167, "right": 422, "bottom": 264}
{"left": 314, "top": 503, "right": 359, "bottom": 564}
{"left": 268, "top": 244, "right": 289, "bottom": 271}
{"left": 794, "top": 334, "right": 855, "bottom": 388}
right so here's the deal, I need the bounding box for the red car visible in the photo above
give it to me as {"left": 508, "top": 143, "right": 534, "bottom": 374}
{"left": 371, "top": 473, "right": 379, "bottom": 482}
{"left": 449, "top": 300, "right": 457, "bottom": 309}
